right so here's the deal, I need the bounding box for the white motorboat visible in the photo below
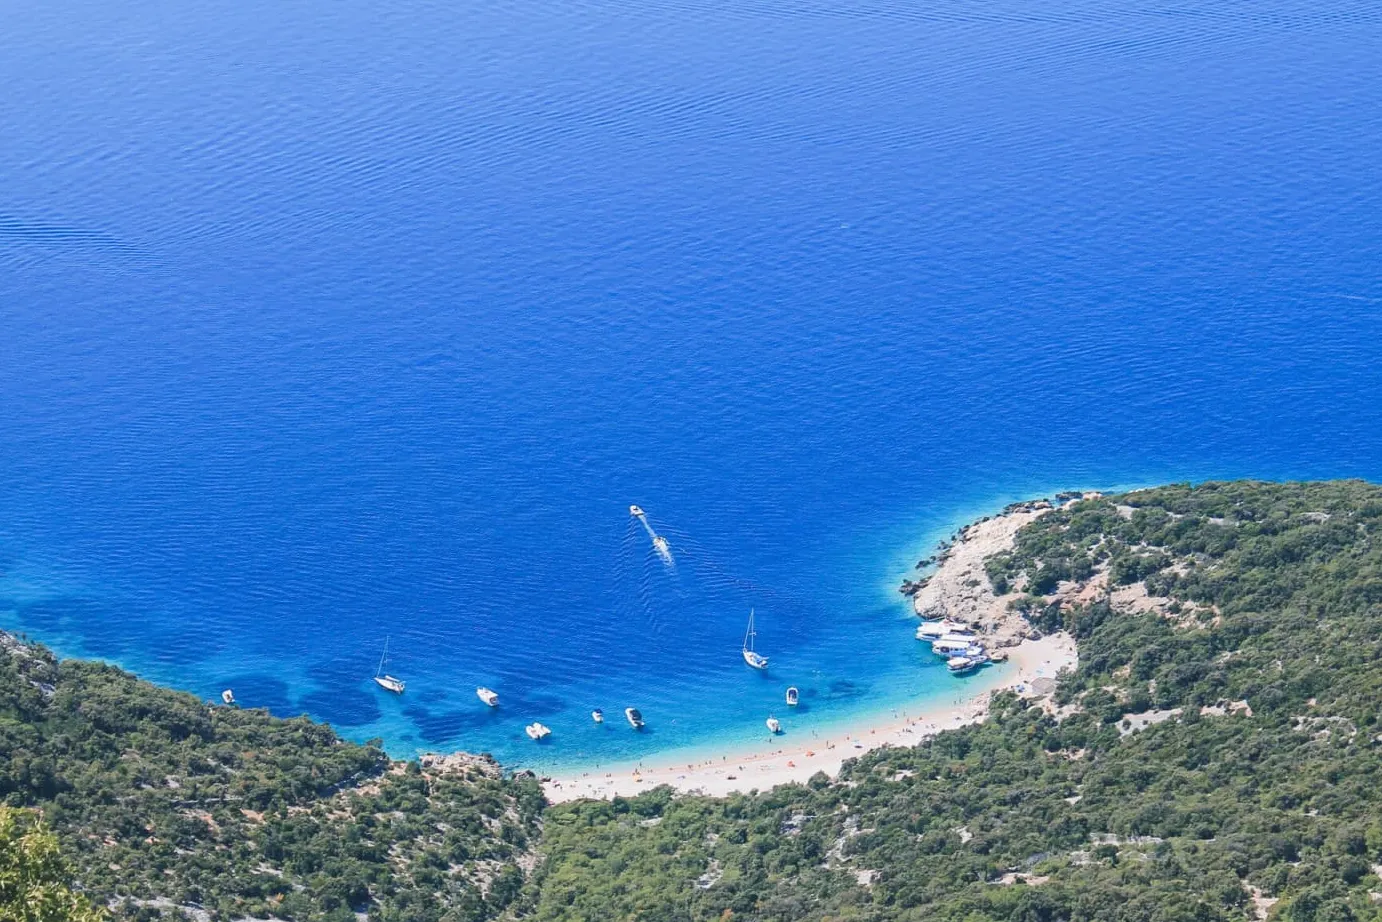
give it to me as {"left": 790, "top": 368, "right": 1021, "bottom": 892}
{"left": 525, "top": 722, "right": 551, "bottom": 740}
{"left": 742, "top": 609, "right": 769, "bottom": 670}
{"left": 629, "top": 504, "right": 645, "bottom": 517}
{"left": 653, "top": 535, "right": 671, "bottom": 556}
{"left": 785, "top": 686, "right": 799, "bottom": 706}
{"left": 625, "top": 707, "right": 645, "bottom": 729}
{"left": 592, "top": 708, "right": 604, "bottom": 723}
{"left": 373, "top": 638, "right": 406, "bottom": 694}
{"left": 221, "top": 689, "right": 235, "bottom": 706}
{"left": 766, "top": 716, "right": 782, "bottom": 734}
{"left": 948, "top": 652, "right": 991, "bottom": 675}
{"left": 931, "top": 638, "right": 977, "bottom": 656}
{"left": 476, "top": 687, "right": 499, "bottom": 707}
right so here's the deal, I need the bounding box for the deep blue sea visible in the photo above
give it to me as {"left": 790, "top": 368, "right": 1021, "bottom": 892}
{"left": 2, "top": 0, "right": 1381, "bottom": 772}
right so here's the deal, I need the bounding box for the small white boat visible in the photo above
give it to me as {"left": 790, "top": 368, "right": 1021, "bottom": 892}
{"left": 476, "top": 687, "right": 499, "bottom": 707}
{"left": 592, "top": 709, "right": 604, "bottom": 723}
{"left": 948, "top": 653, "right": 990, "bottom": 675}
{"left": 629, "top": 504, "right": 645, "bottom": 517}
{"left": 221, "top": 689, "right": 235, "bottom": 706}
{"left": 625, "top": 707, "right": 645, "bottom": 729}
{"left": 525, "top": 722, "right": 551, "bottom": 740}
{"left": 766, "top": 716, "right": 782, "bottom": 734}
{"left": 785, "top": 686, "right": 799, "bottom": 706}
{"left": 373, "top": 638, "right": 406, "bottom": 694}
{"left": 742, "top": 609, "right": 769, "bottom": 670}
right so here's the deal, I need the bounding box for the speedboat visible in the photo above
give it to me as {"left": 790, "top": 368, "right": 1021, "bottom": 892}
{"left": 629, "top": 505, "right": 645, "bottom": 517}
{"left": 785, "top": 686, "right": 799, "bottom": 706}
{"left": 525, "top": 722, "right": 552, "bottom": 740}
{"left": 625, "top": 707, "right": 645, "bottom": 729}
{"left": 766, "top": 716, "right": 782, "bottom": 734}
{"left": 591, "top": 709, "right": 604, "bottom": 723}
{"left": 653, "top": 535, "right": 671, "bottom": 555}
{"left": 476, "top": 687, "right": 499, "bottom": 707}
{"left": 221, "top": 689, "right": 235, "bottom": 706}
{"left": 742, "top": 609, "right": 769, "bottom": 670}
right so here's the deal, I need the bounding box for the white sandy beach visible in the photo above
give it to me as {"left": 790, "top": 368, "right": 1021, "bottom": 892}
{"left": 542, "top": 503, "right": 1080, "bottom": 803}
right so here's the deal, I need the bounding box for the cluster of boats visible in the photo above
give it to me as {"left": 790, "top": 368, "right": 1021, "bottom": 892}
{"left": 365, "top": 505, "right": 805, "bottom": 745}
{"left": 915, "top": 618, "right": 1007, "bottom": 675}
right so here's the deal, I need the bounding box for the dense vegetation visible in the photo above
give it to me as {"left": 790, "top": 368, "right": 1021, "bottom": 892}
{"left": 0, "top": 637, "right": 543, "bottom": 922}
{"left": 1, "top": 806, "right": 105, "bottom": 922}
{"left": 11, "top": 480, "right": 1382, "bottom": 921}
{"left": 523, "top": 481, "right": 1382, "bottom": 921}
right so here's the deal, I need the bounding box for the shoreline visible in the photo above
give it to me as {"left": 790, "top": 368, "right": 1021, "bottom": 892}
{"left": 540, "top": 500, "right": 1081, "bottom": 803}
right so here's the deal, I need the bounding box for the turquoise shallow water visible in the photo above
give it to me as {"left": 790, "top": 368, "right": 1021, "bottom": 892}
{"left": 2, "top": 0, "right": 1382, "bottom": 771}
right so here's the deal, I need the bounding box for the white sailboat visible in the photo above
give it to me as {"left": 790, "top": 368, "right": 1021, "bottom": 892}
{"left": 476, "top": 687, "right": 499, "bottom": 707}
{"left": 742, "top": 609, "right": 768, "bottom": 670}
{"left": 373, "top": 638, "right": 405, "bottom": 694}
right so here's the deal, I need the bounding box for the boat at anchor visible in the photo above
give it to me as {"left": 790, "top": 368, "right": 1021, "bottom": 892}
{"left": 373, "top": 638, "right": 405, "bottom": 694}
{"left": 742, "top": 609, "right": 768, "bottom": 670}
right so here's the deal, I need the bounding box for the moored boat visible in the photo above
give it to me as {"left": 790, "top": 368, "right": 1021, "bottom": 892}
{"left": 373, "top": 638, "right": 406, "bottom": 694}
{"left": 742, "top": 609, "right": 769, "bottom": 670}
{"left": 221, "top": 689, "right": 235, "bottom": 706}
{"left": 525, "top": 722, "right": 551, "bottom": 740}
{"left": 915, "top": 619, "right": 974, "bottom": 640}
{"left": 948, "top": 652, "right": 992, "bottom": 675}
{"left": 785, "top": 686, "right": 799, "bottom": 706}
{"left": 766, "top": 716, "right": 782, "bottom": 734}
{"left": 592, "top": 708, "right": 604, "bottom": 723}
{"left": 931, "top": 637, "right": 978, "bottom": 656}
{"left": 476, "top": 687, "right": 499, "bottom": 707}
{"left": 625, "top": 707, "right": 645, "bottom": 729}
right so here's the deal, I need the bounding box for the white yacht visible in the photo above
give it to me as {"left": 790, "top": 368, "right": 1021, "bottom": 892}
{"left": 476, "top": 687, "right": 499, "bottom": 707}
{"left": 785, "top": 686, "right": 799, "bottom": 706}
{"left": 931, "top": 637, "right": 977, "bottom": 656}
{"left": 373, "top": 638, "right": 406, "bottom": 694}
{"left": 766, "top": 716, "right": 782, "bottom": 734}
{"left": 525, "top": 722, "right": 551, "bottom": 740}
{"left": 916, "top": 619, "right": 974, "bottom": 640}
{"left": 742, "top": 609, "right": 769, "bottom": 670}
{"left": 625, "top": 707, "right": 645, "bottom": 729}
{"left": 592, "top": 709, "right": 604, "bottom": 723}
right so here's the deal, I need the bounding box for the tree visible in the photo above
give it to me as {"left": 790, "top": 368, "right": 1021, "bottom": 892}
{"left": 0, "top": 806, "right": 105, "bottom": 922}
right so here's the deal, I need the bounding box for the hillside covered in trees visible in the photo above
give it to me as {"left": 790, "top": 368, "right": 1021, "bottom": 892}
{"left": 0, "top": 635, "right": 543, "bottom": 922}
{"left": 9, "top": 480, "right": 1382, "bottom": 922}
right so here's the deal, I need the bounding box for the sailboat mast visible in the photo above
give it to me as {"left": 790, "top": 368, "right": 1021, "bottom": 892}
{"left": 377, "top": 637, "right": 389, "bottom": 677}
